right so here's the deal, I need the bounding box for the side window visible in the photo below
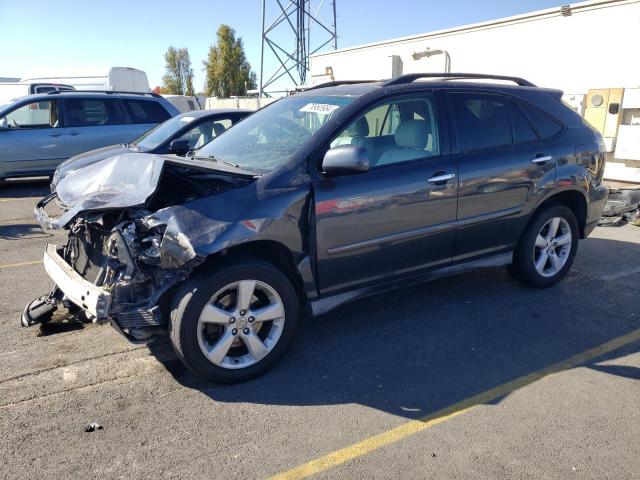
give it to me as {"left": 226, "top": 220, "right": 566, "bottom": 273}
{"left": 509, "top": 102, "right": 538, "bottom": 143}
{"left": 518, "top": 101, "right": 564, "bottom": 139}
{"left": 65, "top": 99, "right": 127, "bottom": 127}
{"left": 125, "top": 100, "right": 171, "bottom": 124}
{"left": 179, "top": 118, "right": 234, "bottom": 149}
{"left": 0, "top": 100, "right": 60, "bottom": 129}
{"left": 330, "top": 94, "right": 440, "bottom": 167}
{"left": 34, "top": 86, "right": 56, "bottom": 94}
{"left": 213, "top": 118, "right": 233, "bottom": 132}
{"left": 449, "top": 93, "right": 512, "bottom": 152}
{"left": 105, "top": 100, "right": 128, "bottom": 125}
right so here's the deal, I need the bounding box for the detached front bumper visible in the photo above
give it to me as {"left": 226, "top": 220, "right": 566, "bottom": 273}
{"left": 43, "top": 244, "right": 111, "bottom": 319}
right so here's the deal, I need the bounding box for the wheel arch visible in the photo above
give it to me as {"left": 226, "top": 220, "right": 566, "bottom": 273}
{"left": 532, "top": 188, "right": 588, "bottom": 238}
{"left": 194, "top": 239, "right": 309, "bottom": 306}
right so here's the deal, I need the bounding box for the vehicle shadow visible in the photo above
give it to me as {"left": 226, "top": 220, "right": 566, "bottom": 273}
{"left": 0, "top": 177, "right": 50, "bottom": 199}
{"left": 0, "top": 223, "right": 52, "bottom": 240}
{"left": 146, "top": 235, "right": 640, "bottom": 420}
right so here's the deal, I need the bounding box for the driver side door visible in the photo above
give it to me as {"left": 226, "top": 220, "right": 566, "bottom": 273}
{"left": 313, "top": 93, "right": 459, "bottom": 295}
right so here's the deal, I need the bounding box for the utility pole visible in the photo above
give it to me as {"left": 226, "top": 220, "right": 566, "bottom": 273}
{"left": 259, "top": 0, "right": 338, "bottom": 96}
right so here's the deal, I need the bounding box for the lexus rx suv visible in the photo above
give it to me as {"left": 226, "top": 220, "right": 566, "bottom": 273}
{"left": 25, "top": 73, "right": 608, "bottom": 383}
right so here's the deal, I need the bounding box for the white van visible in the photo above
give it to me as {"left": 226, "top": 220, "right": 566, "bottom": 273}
{"left": 0, "top": 83, "right": 74, "bottom": 106}
{"left": 161, "top": 95, "right": 201, "bottom": 113}
{"left": 20, "top": 67, "right": 150, "bottom": 93}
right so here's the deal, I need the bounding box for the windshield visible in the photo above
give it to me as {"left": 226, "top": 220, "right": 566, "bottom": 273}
{"left": 197, "top": 94, "right": 354, "bottom": 173}
{"left": 134, "top": 115, "right": 199, "bottom": 151}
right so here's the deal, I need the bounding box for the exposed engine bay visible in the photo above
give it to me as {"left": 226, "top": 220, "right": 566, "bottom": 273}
{"left": 24, "top": 154, "right": 256, "bottom": 341}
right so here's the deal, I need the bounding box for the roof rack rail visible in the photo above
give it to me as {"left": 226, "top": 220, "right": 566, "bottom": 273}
{"left": 46, "top": 90, "right": 161, "bottom": 98}
{"left": 303, "top": 80, "right": 379, "bottom": 91}
{"left": 382, "top": 73, "right": 536, "bottom": 87}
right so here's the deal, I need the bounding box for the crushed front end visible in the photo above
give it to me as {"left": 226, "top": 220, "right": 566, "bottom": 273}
{"left": 23, "top": 153, "right": 256, "bottom": 342}
{"left": 29, "top": 206, "right": 192, "bottom": 341}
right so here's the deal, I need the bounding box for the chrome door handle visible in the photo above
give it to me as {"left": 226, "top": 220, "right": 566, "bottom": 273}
{"left": 532, "top": 155, "right": 553, "bottom": 164}
{"left": 427, "top": 173, "right": 456, "bottom": 183}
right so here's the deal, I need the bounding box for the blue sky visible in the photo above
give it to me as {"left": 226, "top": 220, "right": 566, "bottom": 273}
{"left": 0, "top": 0, "right": 565, "bottom": 92}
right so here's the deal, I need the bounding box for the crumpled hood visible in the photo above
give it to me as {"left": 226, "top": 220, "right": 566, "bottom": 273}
{"left": 56, "top": 153, "right": 165, "bottom": 209}
{"left": 54, "top": 144, "right": 130, "bottom": 184}
{"left": 35, "top": 153, "right": 166, "bottom": 230}
{"left": 36, "top": 152, "right": 257, "bottom": 231}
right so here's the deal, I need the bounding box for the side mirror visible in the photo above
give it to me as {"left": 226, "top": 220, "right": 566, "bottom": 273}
{"left": 322, "top": 145, "right": 369, "bottom": 176}
{"left": 169, "top": 139, "right": 191, "bottom": 156}
{"left": 0, "top": 117, "right": 7, "bottom": 129}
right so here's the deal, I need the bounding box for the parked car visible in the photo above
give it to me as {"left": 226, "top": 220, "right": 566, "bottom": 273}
{"left": 26, "top": 73, "right": 607, "bottom": 384}
{"left": 51, "top": 109, "right": 252, "bottom": 189}
{"left": 19, "top": 67, "right": 150, "bottom": 93}
{"left": 162, "top": 95, "right": 201, "bottom": 113}
{"left": 0, "top": 91, "right": 179, "bottom": 181}
{"left": 0, "top": 82, "right": 75, "bottom": 106}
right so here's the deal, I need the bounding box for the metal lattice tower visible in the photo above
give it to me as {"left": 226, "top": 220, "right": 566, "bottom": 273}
{"left": 259, "top": 0, "right": 337, "bottom": 96}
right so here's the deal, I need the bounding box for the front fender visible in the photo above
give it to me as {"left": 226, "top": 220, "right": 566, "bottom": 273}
{"left": 144, "top": 181, "right": 312, "bottom": 269}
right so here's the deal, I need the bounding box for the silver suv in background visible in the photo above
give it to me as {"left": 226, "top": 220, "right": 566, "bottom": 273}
{"left": 0, "top": 91, "right": 179, "bottom": 181}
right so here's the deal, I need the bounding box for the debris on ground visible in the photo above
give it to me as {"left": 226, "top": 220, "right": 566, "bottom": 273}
{"left": 599, "top": 188, "right": 640, "bottom": 227}
{"left": 84, "top": 422, "right": 103, "bottom": 432}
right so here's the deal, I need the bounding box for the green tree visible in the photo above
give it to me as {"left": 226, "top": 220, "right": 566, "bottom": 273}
{"left": 161, "top": 46, "right": 195, "bottom": 96}
{"left": 203, "top": 25, "right": 257, "bottom": 98}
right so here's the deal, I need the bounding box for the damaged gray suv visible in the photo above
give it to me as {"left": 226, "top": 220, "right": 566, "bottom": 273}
{"left": 25, "top": 73, "right": 608, "bottom": 383}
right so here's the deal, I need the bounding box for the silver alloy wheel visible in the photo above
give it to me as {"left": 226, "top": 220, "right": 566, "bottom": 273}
{"left": 533, "top": 217, "right": 572, "bottom": 278}
{"left": 197, "top": 280, "right": 285, "bottom": 369}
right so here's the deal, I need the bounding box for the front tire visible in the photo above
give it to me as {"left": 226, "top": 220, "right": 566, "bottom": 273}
{"left": 169, "top": 259, "right": 301, "bottom": 383}
{"left": 509, "top": 205, "right": 579, "bottom": 288}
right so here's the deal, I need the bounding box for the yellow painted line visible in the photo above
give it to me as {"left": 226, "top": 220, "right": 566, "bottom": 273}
{"left": 0, "top": 197, "right": 40, "bottom": 203}
{"left": 0, "top": 260, "right": 43, "bottom": 269}
{"left": 269, "top": 328, "right": 640, "bottom": 480}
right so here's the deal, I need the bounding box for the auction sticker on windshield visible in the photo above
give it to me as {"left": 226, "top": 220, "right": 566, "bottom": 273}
{"left": 299, "top": 103, "right": 340, "bottom": 115}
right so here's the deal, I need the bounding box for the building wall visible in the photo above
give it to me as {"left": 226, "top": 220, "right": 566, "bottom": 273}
{"left": 310, "top": 0, "right": 640, "bottom": 94}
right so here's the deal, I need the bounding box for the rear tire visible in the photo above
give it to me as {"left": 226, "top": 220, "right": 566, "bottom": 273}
{"left": 169, "top": 259, "right": 301, "bottom": 383}
{"left": 509, "top": 205, "right": 579, "bottom": 288}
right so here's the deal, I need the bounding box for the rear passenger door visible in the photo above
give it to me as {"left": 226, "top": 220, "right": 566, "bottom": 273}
{"left": 61, "top": 98, "right": 135, "bottom": 157}
{"left": 446, "top": 91, "right": 560, "bottom": 261}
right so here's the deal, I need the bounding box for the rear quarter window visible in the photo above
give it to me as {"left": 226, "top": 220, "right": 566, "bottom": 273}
{"left": 125, "top": 100, "right": 171, "bottom": 124}
{"left": 518, "top": 101, "right": 564, "bottom": 139}
{"left": 509, "top": 101, "right": 538, "bottom": 143}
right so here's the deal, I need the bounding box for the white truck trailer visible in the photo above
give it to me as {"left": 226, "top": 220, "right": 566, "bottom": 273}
{"left": 19, "top": 67, "right": 150, "bottom": 93}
